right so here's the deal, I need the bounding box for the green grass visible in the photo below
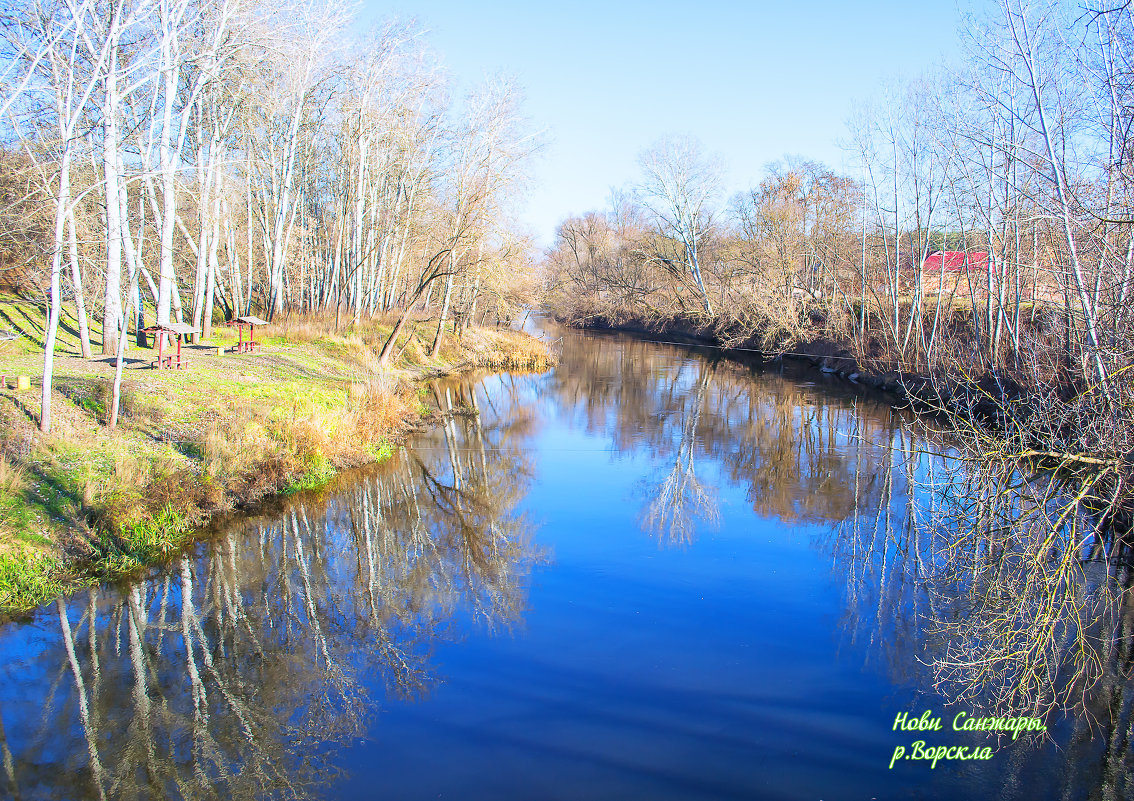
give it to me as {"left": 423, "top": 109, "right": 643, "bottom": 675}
{"left": 0, "top": 552, "right": 67, "bottom": 613}
{"left": 282, "top": 453, "right": 337, "bottom": 496}
{"left": 88, "top": 505, "right": 194, "bottom": 576}
{"left": 364, "top": 439, "right": 395, "bottom": 462}
{"left": 0, "top": 492, "right": 38, "bottom": 541}
{"left": 0, "top": 298, "right": 555, "bottom": 618}
{"left": 0, "top": 295, "right": 100, "bottom": 355}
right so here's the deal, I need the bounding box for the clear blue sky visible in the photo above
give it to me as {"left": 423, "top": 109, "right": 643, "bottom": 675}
{"left": 358, "top": 0, "right": 982, "bottom": 245}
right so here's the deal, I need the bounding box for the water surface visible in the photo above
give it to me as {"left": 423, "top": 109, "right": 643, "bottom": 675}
{"left": 0, "top": 327, "right": 1129, "bottom": 800}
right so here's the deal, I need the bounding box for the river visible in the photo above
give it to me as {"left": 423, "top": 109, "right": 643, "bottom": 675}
{"left": 0, "top": 325, "right": 1129, "bottom": 800}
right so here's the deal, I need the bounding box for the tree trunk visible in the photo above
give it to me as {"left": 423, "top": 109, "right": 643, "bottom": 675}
{"left": 41, "top": 155, "right": 70, "bottom": 433}
{"left": 430, "top": 267, "right": 455, "bottom": 358}
{"left": 67, "top": 209, "right": 91, "bottom": 358}
{"left": 203, "top": 186, "right": 222, "bottom": 339}
{"left": 101, "top": 42, "right": 122, "bottom": 356}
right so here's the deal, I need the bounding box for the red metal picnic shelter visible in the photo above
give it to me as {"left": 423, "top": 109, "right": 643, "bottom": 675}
{"left": 142, "top": 322, "right": 198, "bottom": 370}
{"left": 226, "top": 316, "right": 269, "bottom": 353}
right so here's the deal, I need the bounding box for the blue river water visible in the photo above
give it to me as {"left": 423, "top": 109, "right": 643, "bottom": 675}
{"left": 0, "top": 326, "right": 1126, "bottom": 800}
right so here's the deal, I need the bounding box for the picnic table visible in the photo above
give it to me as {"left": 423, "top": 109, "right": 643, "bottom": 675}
{"left": 142, "top": 322, "right": 198, "bottom": 370}
{"left": 225, "top": 316, "right": 269, "bottom": 353}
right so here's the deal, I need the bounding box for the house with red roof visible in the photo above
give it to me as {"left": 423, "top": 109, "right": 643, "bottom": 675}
{"left": 920, "top": 249, "right": 1063, "bottom": 304}
{"left": 922, "top": 250, "right": 992, "bottom": 272}
{"left": 920, "top": 250, "right": 995, "bottom": 296}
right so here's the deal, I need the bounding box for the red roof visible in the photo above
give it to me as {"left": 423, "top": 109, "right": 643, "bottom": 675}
{"left": 922, "top": 251, "right": 991, "bottom": 272}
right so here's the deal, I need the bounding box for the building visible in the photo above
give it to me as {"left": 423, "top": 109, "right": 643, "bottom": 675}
{"left": 920, "top": 250, "right": 994, "bottom": 297}
{"left": 919, "top": 250, "right": 1066, "bottom": 305}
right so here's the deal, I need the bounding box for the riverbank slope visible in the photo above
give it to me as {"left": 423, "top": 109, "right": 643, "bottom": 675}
{"left": 0, "top": 302, "right": 554, "bottom": 616}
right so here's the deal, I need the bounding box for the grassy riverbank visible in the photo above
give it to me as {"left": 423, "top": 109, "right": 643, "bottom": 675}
{"left": 0, "top": 299, "right": 554, "bottom": 617}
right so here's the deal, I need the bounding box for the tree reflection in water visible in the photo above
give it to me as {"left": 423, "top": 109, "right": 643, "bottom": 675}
{"left": 825, "top": 424, "right": 1134, "bottom": 713}
{"left": 552, "top": 330, "right": 1134, "bottom": 795}
{"left": 5, "top": 329, "right": 1134, "bottom": 800}
{"left": 0, "top": 373, "right": 544, "bottom": 801}
{"left": 549, "top": 332, "right": 889, "bottom": 543}
{"left": 638, "top": 361, "right": 719, "bottom": 546}
{"left": 824, "top": 405, "right": 1134, "bottom": 796}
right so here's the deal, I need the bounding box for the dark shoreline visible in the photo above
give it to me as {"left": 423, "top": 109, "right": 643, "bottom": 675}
{"left": 557, "top": 313, "right": 930, "bottom": 402}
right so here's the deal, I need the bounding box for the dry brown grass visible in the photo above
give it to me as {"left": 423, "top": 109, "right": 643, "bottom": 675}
{"left": 270, "top": 309, "right": 394, "bottom": 346}
{"left": 342, "top": 375, "right": 417, "bottom": 448}
{"left": 202, "top": 407, "right": 278, "bottom": 481}
{"left": 0, "top": 454, "right": 23, "bottom": 493}
{"left": 462, "top": 329, "right": 556, "bottom": 372}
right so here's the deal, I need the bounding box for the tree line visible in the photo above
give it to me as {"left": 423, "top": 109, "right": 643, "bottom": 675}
{"left": 0, "top": 0, "right": 539, "bottom": 431}
{"left": 544, "top": 0, "right": 1134, "bottom": 407}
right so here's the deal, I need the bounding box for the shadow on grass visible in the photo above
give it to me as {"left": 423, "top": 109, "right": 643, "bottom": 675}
{"left": 0, "top": 306, "right": 42, "bottom": 348}
{"left": 3, "top": 390, "right": 40, "bottom": 430}
{"left": 0, "top": 300, "right": 100, "bottom": 354}
{"left": 21, "top": 461, "right": 95, "bottom": 544}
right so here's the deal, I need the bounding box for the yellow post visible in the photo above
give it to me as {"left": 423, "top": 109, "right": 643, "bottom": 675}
{"left": 16, "top": 375, "right": 30, "bottom": 391}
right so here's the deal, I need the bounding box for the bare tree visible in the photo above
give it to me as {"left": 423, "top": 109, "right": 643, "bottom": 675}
{"left": 13, "top": 0, "right": 110, "bottom": 432}
{"left": 636, "top": 135, "right": 722, "bottom": 315}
